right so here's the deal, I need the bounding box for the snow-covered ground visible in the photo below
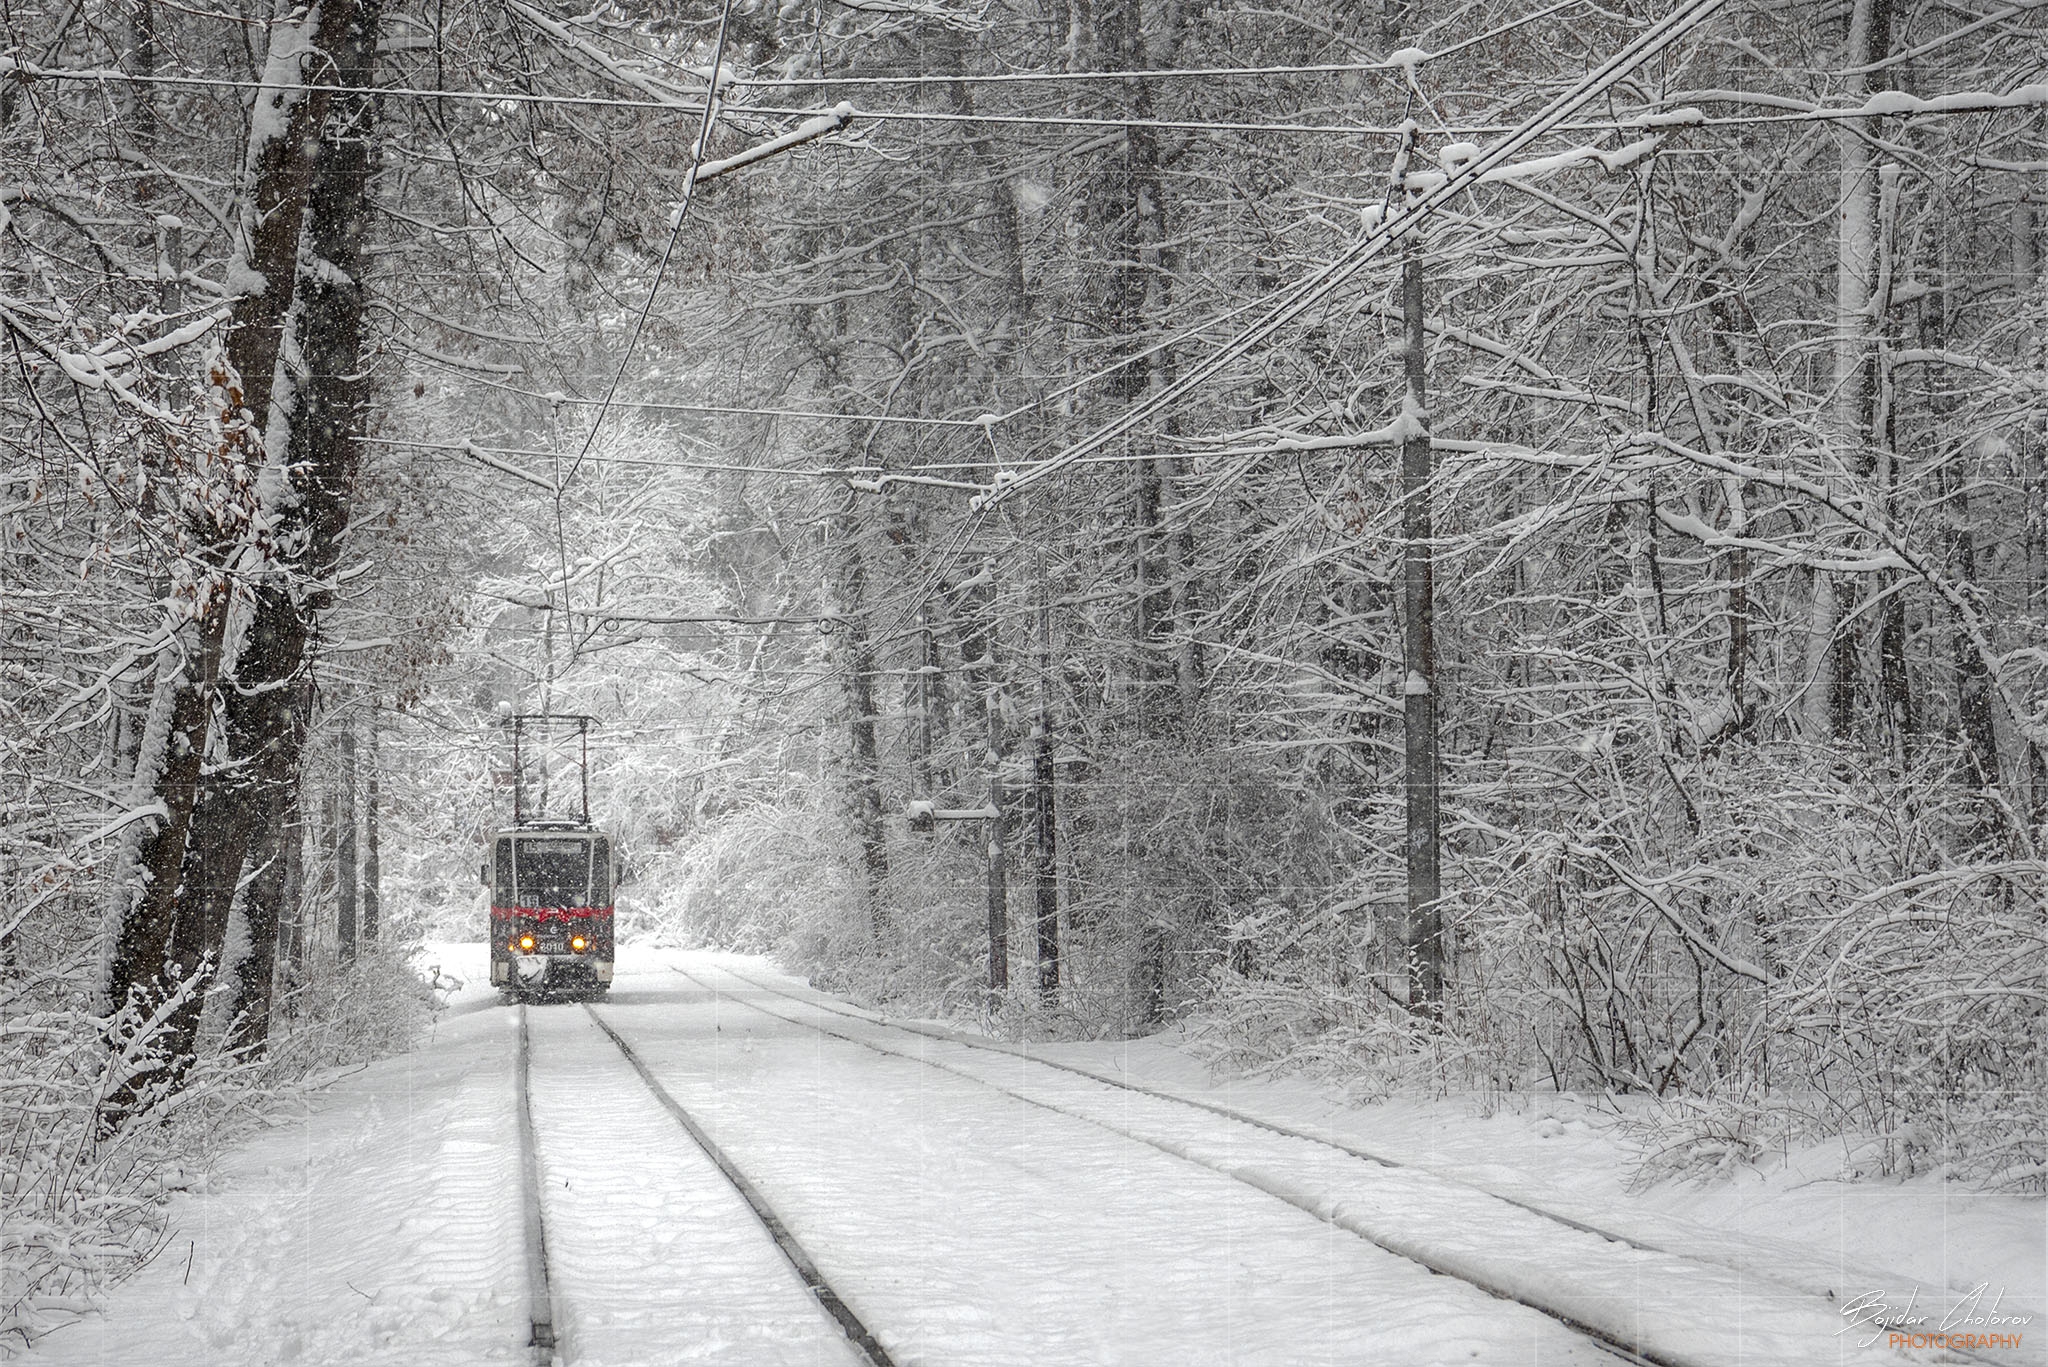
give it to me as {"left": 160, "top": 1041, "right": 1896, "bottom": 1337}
{"left": 18, "top": 945, "right": 2042, "bottom": 1366}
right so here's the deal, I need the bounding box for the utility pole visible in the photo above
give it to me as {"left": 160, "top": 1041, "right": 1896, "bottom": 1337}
{"left": 980, "top": 557, "right": 1009, "bottom": 997}
{"left": 1032, "top": 596, "right": 1059, "bottom": 1000}
{"left": 1400, "top": 212, "right": 1443, "bottom": 1018}
{"left": 337, "top": 724, "right": 358, "bottom": 962}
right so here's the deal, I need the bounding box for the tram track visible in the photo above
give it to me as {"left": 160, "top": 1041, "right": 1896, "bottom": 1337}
{"left": 512, "top": 1006, "right": 564, "bottom": 1367}
{"left": 705, "top": 962, "right": 2013, "bottom": 1367}
{"left": 707, "top": 965, "right": 1732, "bottom": 1271}
{"left": 507, "top": 963, "right": 1966, "bottom": 1367}
{"left": 672, "top": 961, "right": 1895, "bottom": 1367}
{"left": 582, "top": 1005, "right": 900, "bottom": 1367}
{"left": 512, "top": 996, "right": 895, "bottom": 1367}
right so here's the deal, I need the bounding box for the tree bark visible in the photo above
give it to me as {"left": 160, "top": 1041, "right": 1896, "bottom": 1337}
{"left": 337, "top": 723, "right": 358, "bottom": 962}
{"left": 1400, "top": 240, "right": 1443, "bottom": 1019}
{"left": 362, "top": 716, "right": 380, "bottom": 945}
{"left": 834, "top": 504, "right": 890, "bottom": 938}
{"left": 102, "top": 0, "right": 367, "bottom": 1113}
{"left": 1032, "top": 599, "right": 1059, "bottom": 1000}
{"left": 1811, "top": 0, "right": 1893, "bottom": 745}
{"left": 280, "top": 715, "right": 307, "bottom": 978}
{"left": 964, "top": 557, "right": 1008, "bottom": 995}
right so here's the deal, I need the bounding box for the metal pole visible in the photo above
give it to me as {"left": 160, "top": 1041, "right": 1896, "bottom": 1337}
{"left": 1400, "top": 226, "right": 1443, "bottom": 1019}
{"left": 1033, "top": 596, "right": 1059, "bottom": 1000}
{"left": 511, "top": 716, "right": 525, "bottom": 826}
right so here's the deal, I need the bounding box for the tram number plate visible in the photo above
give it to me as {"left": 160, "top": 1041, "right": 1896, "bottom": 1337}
{"left": 522, "top": 839, "right": 586, "bottom": 853}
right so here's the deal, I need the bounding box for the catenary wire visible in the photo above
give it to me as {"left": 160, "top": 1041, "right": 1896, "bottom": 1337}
{"left": 557, "top": 0, "right": 736, "bottom": 494}
{"left": 398, "top": 350, "right": 1007, "bottom": 427}
{"left": 730, "top": 0, "right": 1598, "bottom": 87}
{"left": 980, "top": 0, "right": 1746, "bottom": 510}
{"left": 543, "top": 0, "right": 736, "bottom": 647}
{"left": 13, "top": 65, "right": 2044, "bottom": 135}
{"left": 860, "top": 0, "right": 1740, "bottom": 654}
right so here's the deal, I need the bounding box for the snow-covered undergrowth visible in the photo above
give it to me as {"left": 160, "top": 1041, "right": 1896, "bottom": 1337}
{"left": 1184, "top": 751, "right": 2046, "bottom": 1193}
{"left": 661, "top": 791, "right": 855, "bottom": 957}
{"left": 668, "top": 747, "right": 2042, "bottom": 1198}
{"left": 0, "top": 950, "right": 434, "bottom": 1352}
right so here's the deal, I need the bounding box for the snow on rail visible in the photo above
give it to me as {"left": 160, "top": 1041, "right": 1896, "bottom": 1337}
{"left": 690, "top": 962, "right": 1944, "bottom": 1367}
{"left": 580, "top": 1006, "right": 896, "bottom": 1367}
{"left": 511, "top": 1009, "right": 563, "bottom": 1364}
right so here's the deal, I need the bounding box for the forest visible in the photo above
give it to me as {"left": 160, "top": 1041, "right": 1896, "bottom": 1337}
{"left": 2, "top": 0, "right": 2043, "bottom": 1339}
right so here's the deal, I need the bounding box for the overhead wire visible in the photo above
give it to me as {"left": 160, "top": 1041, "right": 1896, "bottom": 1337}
{"left": 856, "top": 0, "right": 1740, "bottom": 656}
{"left": 15, "top": 66, "right": 2042, "bottom": 136}
{"left": 541, "top": 0, "right": 736, "bottom": 655}
{"left": 715, "top": 0, "right": 1597, "bottom": 88}
{"left": 361, "top": 433, "right": 860, "bottom": 479}
{"left": 557, "top": 0, "right": 736, "bottom": 494}
{"left": 368, "top": 430, "right": 1408, "bottom": 491}
{"left": 33, "top": 0, "right": 2022, "bottom": 703}
{"left": 399, "top": 348, "right": 1005, "bottom": 427}
{"left": 976, "top": 0, "right": 1742, "bottom": 512}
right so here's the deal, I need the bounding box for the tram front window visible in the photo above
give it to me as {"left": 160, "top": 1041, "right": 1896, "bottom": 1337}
{"left": 514, "top": 838, "right": 594, "bottom": 907}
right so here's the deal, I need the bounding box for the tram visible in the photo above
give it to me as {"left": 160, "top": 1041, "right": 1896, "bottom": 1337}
{"left": 484, "top": 822, "right": 616, "bottom": 1001}
{"left": 482, "top": 712, "right": 620, "bottom": 1003}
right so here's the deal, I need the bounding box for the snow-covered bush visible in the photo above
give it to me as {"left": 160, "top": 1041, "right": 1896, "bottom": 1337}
{"left": 663, "top": 789, "right": 855, "bottom": 955}
{"left": 1, "top": 978, "right": 241, "bottom": 1349}
{"left": 1469, "top": 745, "right": 2043, "bottom": 1188}
{"left": 262, "top": 947, "right": 439, "bottom": 1080}
{"left": 0, "top": 950, "right": 434, "bottom": 1351}
{"left": 1181, "top": 738, "right": 2044, "bottom": 1190}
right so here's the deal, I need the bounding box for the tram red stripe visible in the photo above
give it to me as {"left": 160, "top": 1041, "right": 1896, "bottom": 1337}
{"left": 489, "top": 906, "right": 611, "bottom": 921}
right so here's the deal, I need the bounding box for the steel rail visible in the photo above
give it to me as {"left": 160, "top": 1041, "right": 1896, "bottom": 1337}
{"left": 671, "top": 963, "right": 1713, "bottom": 1367}
{"left": 580, "top": 1005, "right": 898, "bottom": 1367}
{"left": 702, "top": 962, "right": 2011, "bottom": 1367}
{"left": 714, "top": 964, "right": 1693, "bottom": 1259}
{"left": 512, "top": 1006, "right": 564, "bottom": 1365}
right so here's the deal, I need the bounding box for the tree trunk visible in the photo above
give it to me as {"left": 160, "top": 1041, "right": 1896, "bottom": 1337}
{"left": 834, "top": 505, "right": 890, "bottom": 938}
{"left": 101, "top": 0, "right": 365, "bottom": 1115}
{"left": 965, "top": 557, "right": 1008, "bottom": 996}
{"left": 1399, "top": 240, "right": 1443, "bottom": 1019}
{"left": 337, "top": 724, "right": 358, "bottom": 962}
{"left": 1804, "top": 569, "right": 1840, "bottom": 740}
{"left": 985, "top": 686, "right": 1010, "bottom": 998}
{"left": 1032, "top": 599, "right": 1059, "bottom": 1000}
{"left": 280, "top": 734, "right": 307, "bottom": 977}
{"left": 1813, "top": 0, "right": 1893, "bottom": 745}
{"left": 362, "top": 716, "right": 380, "bottom": 946}
{"left": 910, "top": 604, "right": 941, "bottom": 796}
{"left": 225, "top": 813, "right": 284, "bottom": 1049}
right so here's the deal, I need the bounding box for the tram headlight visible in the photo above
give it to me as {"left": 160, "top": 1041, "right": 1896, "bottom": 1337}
{"left": 517, "top": 933, "right": 537, "bottom": 953}
{"left": 570, "top": 935, "right": 588, "bottom": 953}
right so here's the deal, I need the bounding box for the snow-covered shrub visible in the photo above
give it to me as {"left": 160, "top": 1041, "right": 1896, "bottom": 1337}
{"left": 1457, "top": 743, "right": 2045, "bottom": 1189}
{"left": 1183, "top": 893, "right": 1499, "bottom": 1103}
{"left": 0, "top": 949, "right": 433, "bottom": 1351}
{"left": 809, "top": 837, "right": 989, "bottom": 1015}
{"left": 664, "top": 789, "right": 855, "bottom": 955}
{"left": 1615, "top": 1094, "right": 1784, "bottom": 1188}
{"left": 1169, "top": 733, "right": 2044, "bottom": 1192}
{"left": 0, "top": 974, "right": 257, "bottom": 1350}
{"left": 263, "top": 947, "right": 438, "bottom": 1080}
{"left": 1052, "top": 740, "right": 1351, "bottom": 1037}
